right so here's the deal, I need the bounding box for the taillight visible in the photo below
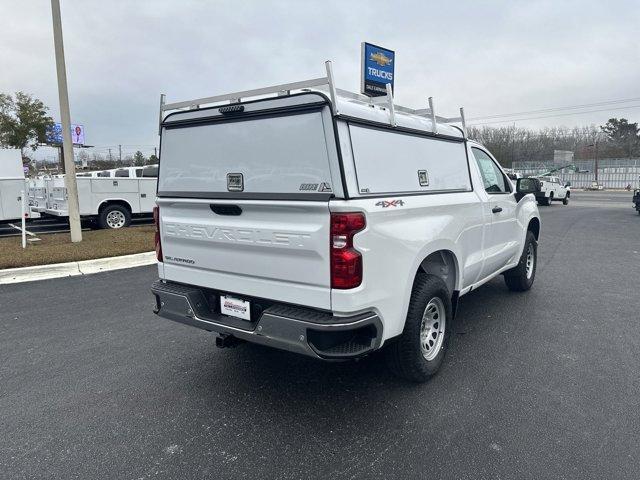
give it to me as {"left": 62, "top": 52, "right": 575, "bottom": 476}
{"left": 330, "top": 212, "right": 366, "bottom": 289}
{"left": 153, "top": 205, "right": 162, "bottom": 262}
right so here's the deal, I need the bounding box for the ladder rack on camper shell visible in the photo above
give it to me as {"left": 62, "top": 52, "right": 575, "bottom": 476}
{"left": 158, "top": 60, "right": 467, "bottom": 138}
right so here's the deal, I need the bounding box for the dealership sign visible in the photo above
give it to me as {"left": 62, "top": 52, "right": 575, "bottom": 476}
{"left": 361, "top": 42, "right": 395, "bottom": 97}
{"left": 45, "top": 123, "right": 85, "bottom": 146}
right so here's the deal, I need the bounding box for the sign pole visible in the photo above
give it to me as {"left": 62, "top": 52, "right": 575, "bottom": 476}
{"left": 51, "top": 0, "right": 82, "bottom": 242}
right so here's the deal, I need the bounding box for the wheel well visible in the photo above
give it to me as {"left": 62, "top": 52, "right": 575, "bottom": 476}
{"left": 418, "top": 250, "right": 457, "bottom": 296}
{"left": 98, "top": 200, "right": 132, "bottom": 214}
{"left": 527, "top": 217, "right": 540, "bottom": 241}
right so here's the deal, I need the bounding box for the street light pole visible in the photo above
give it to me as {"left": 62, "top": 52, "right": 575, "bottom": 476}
{"left": 594, "top": 140, "right": 599, "bottom": 185}
{"left": 51, "top": 0, "right": 82, "bottom": 243}
{"left": 587, "top": 141, "right": 600, "bottom": 186}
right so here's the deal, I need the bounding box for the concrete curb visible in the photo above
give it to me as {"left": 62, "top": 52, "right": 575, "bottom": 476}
{"left": 0, "top": 252, "right": 156, "bottom": 285}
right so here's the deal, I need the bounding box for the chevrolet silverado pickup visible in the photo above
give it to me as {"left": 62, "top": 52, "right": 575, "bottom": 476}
{"left": 151, "top": 68, "right": 542, "bottom": 382}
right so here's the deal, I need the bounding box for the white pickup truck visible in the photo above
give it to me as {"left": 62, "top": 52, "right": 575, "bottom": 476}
{"left": 535, "top": 176, "right": 570, "bottom": 206}
{"left": 151, "top": 69, "right": 542, "bottom": 382}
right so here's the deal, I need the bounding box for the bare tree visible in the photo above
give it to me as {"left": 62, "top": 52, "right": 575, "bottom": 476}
{"left": 468, "top": 121, "right": 634, "bottom": 167}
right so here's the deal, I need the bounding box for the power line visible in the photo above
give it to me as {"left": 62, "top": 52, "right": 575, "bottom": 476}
{"left": 468, "top": 96, "right": 640, "bottom": 121}
{"left": 469, "top": 104, "right": 640, "bottom": 126}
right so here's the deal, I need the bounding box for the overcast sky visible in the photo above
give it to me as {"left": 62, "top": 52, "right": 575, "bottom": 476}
{"left": 1, "top": 0, "right": 639, "bottom": 158}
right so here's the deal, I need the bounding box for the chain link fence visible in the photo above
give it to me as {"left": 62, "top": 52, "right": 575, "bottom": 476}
{"left": 513, "top": 158, "right": 640, "bottom": 189}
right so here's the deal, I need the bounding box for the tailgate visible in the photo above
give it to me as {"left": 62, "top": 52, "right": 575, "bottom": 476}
{"left": 158, "top": 199, "right": 331, "bottom": 309}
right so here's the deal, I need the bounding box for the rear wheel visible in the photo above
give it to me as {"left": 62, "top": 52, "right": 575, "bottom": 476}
{"left": 98, "top": 204, "right": 131, "bottom": 229}
{"left": 386, "top": 273, "right": 452, "bottom": 382}
{"left": 504, "top": 231, "right": 537, "bottom": 291}
{"left": 562, "top": 194, "right": 569, "bottom": 205}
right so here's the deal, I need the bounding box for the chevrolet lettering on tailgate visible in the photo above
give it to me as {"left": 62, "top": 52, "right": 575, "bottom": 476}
{"left": 163, "top": 222, "right": 311, "bottom": 248}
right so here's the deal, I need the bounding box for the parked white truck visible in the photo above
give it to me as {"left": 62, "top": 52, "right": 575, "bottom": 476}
{"left": 0, "top": 149, "right": 28, "bottom": 222}
{"left": 535, "top": 175, "right": 570, "bottom": 206}
{"left": 32, "top": 165, "right": 158, "bottom": 228}
{"left": 151, "top": 66, "right": 542, "bottom": 382}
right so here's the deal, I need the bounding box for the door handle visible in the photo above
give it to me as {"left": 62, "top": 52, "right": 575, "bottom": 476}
{"left": 210, "top": 204, "right": 242, "bottom": 216}
{"left": 492, "top": 206, "right": 503, "bottom": 213}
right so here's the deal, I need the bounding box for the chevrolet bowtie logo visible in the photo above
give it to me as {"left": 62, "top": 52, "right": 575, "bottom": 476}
{"left": 370, "top": 51, "right": 392, "bottom": 67}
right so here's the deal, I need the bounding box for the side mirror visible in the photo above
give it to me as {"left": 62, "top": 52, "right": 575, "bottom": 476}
{"left": 565, "top": 182, "right": 571, "bottom": 187}
{"left": 515, "top": 177, "right": 541, "bottom": 202}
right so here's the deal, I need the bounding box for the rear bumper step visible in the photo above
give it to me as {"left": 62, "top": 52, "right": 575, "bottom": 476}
{"left": 151, "top": 280, "right": 382, "bottom": 359}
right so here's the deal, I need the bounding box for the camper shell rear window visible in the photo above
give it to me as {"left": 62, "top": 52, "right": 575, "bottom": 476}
{"left": 158, "top": 98, "right": 339, "bottom": 199}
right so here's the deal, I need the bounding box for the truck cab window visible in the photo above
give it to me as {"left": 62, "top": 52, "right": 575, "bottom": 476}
{"left": 142, "top": 166, "right": 158, "bottom": 177}
{"left": 471, "top": 148, "right": 509, "bottom": 193}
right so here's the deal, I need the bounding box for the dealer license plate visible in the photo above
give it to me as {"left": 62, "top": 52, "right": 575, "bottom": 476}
{"left": 220, "top": 295, "right": 251, "bottom": 321}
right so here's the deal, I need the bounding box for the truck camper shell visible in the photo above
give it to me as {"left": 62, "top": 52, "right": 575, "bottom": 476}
{"left": 158, "top": 61, "right": 469, "bottom": 202}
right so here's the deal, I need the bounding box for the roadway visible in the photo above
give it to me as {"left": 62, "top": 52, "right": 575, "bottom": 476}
{"left": 1, "top": 190, "right": 639, "bottom": 479}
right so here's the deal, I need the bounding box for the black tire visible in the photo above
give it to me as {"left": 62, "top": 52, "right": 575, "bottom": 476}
{"left": 562, "top": 195, "right": 569, "bottom": 205}
{"left": 386, "top": 273, "right": 453, "bottom": 383}
{"left": 504, "top": 231, "right": 537, "bottom": 292}
{"left": 98, "top": 204, "right": 131, "bottom": 229}
{"left": 546, "top": 193, "right": 553, "bottom": 206}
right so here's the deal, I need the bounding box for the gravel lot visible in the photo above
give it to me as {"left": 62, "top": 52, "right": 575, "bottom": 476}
{"left": 1, "top": 191, "right": 639, "bottom": 479}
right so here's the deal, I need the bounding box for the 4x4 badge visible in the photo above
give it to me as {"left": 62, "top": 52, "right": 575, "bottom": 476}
{"left": 376, "top": 199, "right": 405, "bottom": 208}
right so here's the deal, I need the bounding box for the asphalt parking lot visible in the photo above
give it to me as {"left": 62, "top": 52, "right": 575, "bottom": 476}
{"left": 1, "top": 191, "right": 639, "bottom": 479}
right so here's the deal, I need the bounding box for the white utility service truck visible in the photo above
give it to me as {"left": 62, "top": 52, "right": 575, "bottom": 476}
{"left": 151, "top": 63, "right": 542, "bottom": 382}
{"left": 0, "top": 149, "right": 27, "bottom": 222}
{"left": 535, "top": 175, "right": 570, "bottom": 206}
{"left": 34, "top": 165, "right": 158, "bottom": 229}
